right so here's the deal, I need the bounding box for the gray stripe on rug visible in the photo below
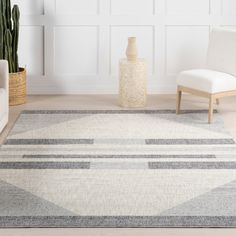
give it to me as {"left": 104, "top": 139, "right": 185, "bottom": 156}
{"left": 23, "top": 154, "right": 216, "bottom": 159}
{"left": 149, "top": 162, "right": 236, "bottom": 169}
{"left": 4, "top": 139, "right": 94, "bottom": 145}
{"left": 146, "top": 139, "right": 235, "bottom": 145}
{"left": 5, "top": 139, "right": 234, "bottom": 146}
{"left": 90, "top": 162, "right": 148, "bottom": 170}
{"left": 0, "top": 216, "right": 235, "bottom": 227}
{"left": 94, "top": 139, "right": 146, "bottom": 145}
{"left": 0, "top": 162, "right": 90, "bottom": 169}
{"left": 21, "top": 109, "right": 218, "bottom": 115}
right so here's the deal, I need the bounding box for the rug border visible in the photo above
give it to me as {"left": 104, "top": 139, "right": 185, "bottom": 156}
{"left": 0, "top": 216, "right": 236, "bottom": 228}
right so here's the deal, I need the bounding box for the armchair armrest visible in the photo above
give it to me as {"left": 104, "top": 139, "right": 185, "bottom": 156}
{"left": 0, "top": 60, "right": 9, "bottom": 108}
{"left": 0, "top": 60, "right": 9, "bottom": 89}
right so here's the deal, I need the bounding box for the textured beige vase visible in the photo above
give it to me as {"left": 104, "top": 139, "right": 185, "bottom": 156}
{"left": 126, "top": 37, "right": 138, "bottom": 61}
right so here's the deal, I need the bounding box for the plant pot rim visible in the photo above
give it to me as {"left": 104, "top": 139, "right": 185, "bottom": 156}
{"left": 9, "top": 67, "right": 26, "bottom": 75}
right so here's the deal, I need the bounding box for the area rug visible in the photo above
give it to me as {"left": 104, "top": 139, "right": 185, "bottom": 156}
{"left": 0, "top": 110, "right": 236, "bottom": 228}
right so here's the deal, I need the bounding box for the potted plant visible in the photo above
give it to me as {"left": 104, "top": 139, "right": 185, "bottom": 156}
{"left": 0, "top": 0, "right": 26, "bottom": 106}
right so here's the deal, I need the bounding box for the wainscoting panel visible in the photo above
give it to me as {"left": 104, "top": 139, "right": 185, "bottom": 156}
{"left": 166, "top": 0, "right": 210, "bottom": 14}
{"left": 12, "top": 0, "right": 44, "bottom": 15}
{"left": 18, "top": 26, "right": 45, "bottom": 76}
{"left": 222, "top": 0, "right": 236, "bottom": 15}
{"left": 55, "top": 0, "right": 99, "bottom": 15}
{"left": 54, "top": 26, "right": 99, "bottom": 76}
{"left": 110, "top": 0, "right": 154, "bottom": 15}
{"left": 14, "top": 0, "right": 236, "bottom": 94}
{"left": 166, "top": 26, "right": 209, "bottom": 76}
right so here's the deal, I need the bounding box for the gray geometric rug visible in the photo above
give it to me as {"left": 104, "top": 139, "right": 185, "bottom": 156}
{"left": 0, "top": 110, "right": 236, "bottom": 228}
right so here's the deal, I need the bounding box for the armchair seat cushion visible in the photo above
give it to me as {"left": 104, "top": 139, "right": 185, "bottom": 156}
{"left": 177, "top": 69, "right": 236, "bottom": 94}
{"left": 0, "top": 88, "right": 7, "bottom": 118}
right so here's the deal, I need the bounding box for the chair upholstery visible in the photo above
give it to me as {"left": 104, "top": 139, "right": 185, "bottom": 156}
{"left": 207, "top": 28, "right": 236, "bottom": 77}
{"left": 178, "top": 69, "right": 236, "bottom": 93}
{"left": 0, "top": 60, "right": 9, "bottom": 133}
{"left": 177, "top": 28, "right": 236, "bottom": 94}
{"left": 0, "top": 89, "right": 7, "bottom": 118}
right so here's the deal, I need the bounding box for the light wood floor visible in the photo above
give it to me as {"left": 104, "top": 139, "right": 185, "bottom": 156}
{"left": 0, "top": 95, "right": 236, "bottom": 236}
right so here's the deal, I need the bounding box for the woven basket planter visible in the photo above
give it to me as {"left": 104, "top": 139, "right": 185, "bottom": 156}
{"left": 9, "top": 68, "right": 26, "bottom": 106}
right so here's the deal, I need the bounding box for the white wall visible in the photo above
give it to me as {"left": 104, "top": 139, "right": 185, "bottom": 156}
{"left": 14, "top": 0, "right": 236, "bottom": 94}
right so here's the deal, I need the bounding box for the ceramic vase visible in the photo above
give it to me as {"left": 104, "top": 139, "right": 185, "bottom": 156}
{"left": 126, "top": 37, "right": 138, "bottom": 61}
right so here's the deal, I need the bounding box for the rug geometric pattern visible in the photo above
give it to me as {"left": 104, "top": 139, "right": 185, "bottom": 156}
{"left": 0, "top": 110, "right": 236, "bottom": 228}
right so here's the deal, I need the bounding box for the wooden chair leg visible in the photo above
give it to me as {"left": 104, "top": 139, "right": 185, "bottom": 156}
{"left": 208, "top": 95, "right": 214, "bottom": 124}
{"left": 176, "top": 88, "right": 182, "bottom": 115}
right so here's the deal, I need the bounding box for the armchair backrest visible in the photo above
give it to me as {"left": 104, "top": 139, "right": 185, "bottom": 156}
{"left": 207, "top": 28, "right": 236, "bottom": 77}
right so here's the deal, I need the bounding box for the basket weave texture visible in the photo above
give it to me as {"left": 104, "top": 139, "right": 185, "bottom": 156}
{"left": 9, "top": 68, "right": 26, "bottom": 106}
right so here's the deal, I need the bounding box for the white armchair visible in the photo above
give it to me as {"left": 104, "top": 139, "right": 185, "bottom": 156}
{"left": 176, "top": 28, "right": 236, "bottom": 123}
{"left": 0, "top": 60, "right": 9, "bottom": 133}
